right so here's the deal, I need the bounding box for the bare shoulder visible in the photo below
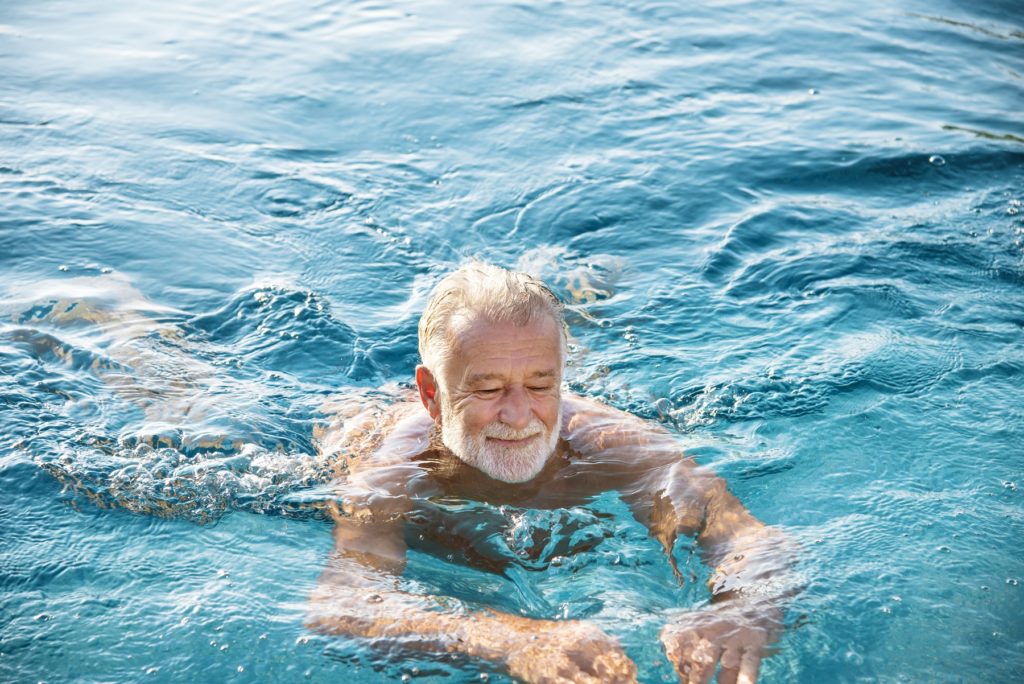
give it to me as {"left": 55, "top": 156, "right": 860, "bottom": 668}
{"left": 317, "top": 389, "right": 436, "bottom": 524}
{"left": 561, "top": 393, "right": 673, "bottom": 456}
{"left": 315, "top": 385, "right": 431, "bottom": 478}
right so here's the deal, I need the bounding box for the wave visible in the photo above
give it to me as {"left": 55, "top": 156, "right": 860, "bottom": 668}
{"left": 39, "top": 441, "right": 334, "bottom": 525}
{"left": 189, "top": 284, "right": 358, "bottom": 381}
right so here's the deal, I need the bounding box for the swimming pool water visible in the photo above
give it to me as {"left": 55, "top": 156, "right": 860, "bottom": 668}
{"left": 2, "top": 0, "right": 1022, "bottom": 681}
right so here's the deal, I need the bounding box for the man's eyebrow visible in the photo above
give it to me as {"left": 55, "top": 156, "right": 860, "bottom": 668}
{"left": 465, "top": 369, "right": 558, "bottom": 384}
{"left": 466, "top": 372, "right": 504, "bottom": 385}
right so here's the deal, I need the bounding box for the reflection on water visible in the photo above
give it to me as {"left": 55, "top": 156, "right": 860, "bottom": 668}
{"left": 2, "top": 0, "right": 1023, "bottom": 681}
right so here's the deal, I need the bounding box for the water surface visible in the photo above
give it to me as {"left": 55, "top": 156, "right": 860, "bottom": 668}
{"left": 2, "top": 0, "right": 1022, "bottom": 681}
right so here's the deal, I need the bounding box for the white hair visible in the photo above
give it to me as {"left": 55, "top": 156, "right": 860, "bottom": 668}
{"left": 417, "top": 260, "right": 567, "bottom": 378}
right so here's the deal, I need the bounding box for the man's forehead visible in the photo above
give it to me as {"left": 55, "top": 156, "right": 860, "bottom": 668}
{"left": 449, "top": 314, "right": 560, "bottom": 348}
{"left": 446, "top": 315, "right": 562, "bottom": 376}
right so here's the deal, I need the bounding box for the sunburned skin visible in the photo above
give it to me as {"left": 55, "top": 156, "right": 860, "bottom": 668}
{"left": 309, "top": 316, "right": 795, "bottom": 684}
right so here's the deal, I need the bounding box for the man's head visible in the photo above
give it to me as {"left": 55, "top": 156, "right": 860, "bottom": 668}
{"left": 415, "top": 261, "right": 566, "bottom": 483}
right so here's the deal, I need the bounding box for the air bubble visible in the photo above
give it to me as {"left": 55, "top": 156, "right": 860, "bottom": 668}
{"left": 1007, "top": 578, "right": 1019, "bottom": 586}
{"left": 58, "top": 265, "right": 69, "bottom": 272}
{"left": 479, "top": 673, "right": 490, "bottom": 682}
{"left": 928, "top": 155, "right": 946, "bottom": 166}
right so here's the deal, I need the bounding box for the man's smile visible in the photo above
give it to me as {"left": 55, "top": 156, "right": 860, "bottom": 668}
{"left": 486, "top": 434, "right": 539, "bottom": 447}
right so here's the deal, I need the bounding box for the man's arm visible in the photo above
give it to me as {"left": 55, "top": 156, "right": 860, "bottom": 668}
{"left": 307, "top": 411, "right": 639, "bottom": 684}
{"left": 564, "top": 396, "right": 795, "bottom": 684}
{"left": 641, "top": 462, "right": 794, "bottom": 684}
{"left": 307, "top": 504, "right": 640, "bottom": 683}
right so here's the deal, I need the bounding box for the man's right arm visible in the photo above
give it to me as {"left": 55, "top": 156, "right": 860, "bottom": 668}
{"left": 306, "top": 507, "right": 640, "bottom": 684}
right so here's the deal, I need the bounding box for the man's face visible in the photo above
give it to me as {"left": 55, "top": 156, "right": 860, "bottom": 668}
{"left": 433, "top": 315, "right": 563, "bottom": 483}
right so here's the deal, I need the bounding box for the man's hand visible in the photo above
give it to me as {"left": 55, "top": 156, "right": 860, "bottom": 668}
{"left": 464, "top": 616, "right": 638, "bottom": 684}
{"left": 506, "top": 621, "right": 638, "bottom": 684}
{"left": 660, "top": 605, "right": 780, "bottom": 684}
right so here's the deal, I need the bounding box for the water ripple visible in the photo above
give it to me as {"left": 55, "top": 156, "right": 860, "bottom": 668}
{"left": 189, "top": 284, "right": 357, "bottom": 380}
{"left": 40, "top": 442, "right": 331, "bottom": 525}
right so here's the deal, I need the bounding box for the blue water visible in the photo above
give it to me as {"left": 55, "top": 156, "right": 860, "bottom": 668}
{"left": 2, "top": 0, "right": 1022, "bottom": 681}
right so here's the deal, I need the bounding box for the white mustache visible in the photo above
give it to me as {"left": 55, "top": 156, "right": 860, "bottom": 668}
{"left": 482, "top": 420, "right": 544, "bottom": 441}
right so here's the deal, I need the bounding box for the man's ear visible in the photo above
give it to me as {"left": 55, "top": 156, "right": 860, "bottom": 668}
{"left": 415, "top": 365, "right": 442, "bottom": 422}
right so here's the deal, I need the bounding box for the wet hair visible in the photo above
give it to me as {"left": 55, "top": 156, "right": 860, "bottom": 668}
{"left": 418, "top": 260, "right": 567, "bottom": 377}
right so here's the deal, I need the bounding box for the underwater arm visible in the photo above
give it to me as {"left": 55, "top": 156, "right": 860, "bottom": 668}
{"left": 307, "top": 507, "right": 639, "bottom": 684}
{"left": 628, "top": 459, "right": 796, "bottom": 684}
{"left": 566, "top": 394, "right": 796, "bottom": 684}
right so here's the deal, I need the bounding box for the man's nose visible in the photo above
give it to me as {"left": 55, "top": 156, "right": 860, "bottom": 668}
{"left": 498, "top": 386, "right": 531, "bottom": 429}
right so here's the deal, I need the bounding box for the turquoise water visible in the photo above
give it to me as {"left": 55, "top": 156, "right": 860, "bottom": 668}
{"left": 2, "top": 0, "right": 1022, "bottom": 681}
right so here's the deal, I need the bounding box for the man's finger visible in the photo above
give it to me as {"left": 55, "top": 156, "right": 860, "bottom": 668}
{"left": 718, "top": 638, "right": 749, "bottom": 683}
{"left": 717, "top": 663, "right": 740, "bottom": 684}
{"left": 718, "top": 640, "right": 764, "bottom": 684}
{"left": 737, "top": 647, "right": 762, "bottom": 684}
{"left": 686, "top": 639, "right": 720, "bottom": 684}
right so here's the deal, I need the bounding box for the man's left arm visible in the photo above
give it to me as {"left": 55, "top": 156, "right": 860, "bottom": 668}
{"left": 565, "top": 398, "right": 795, "bottom": 684}
{"left": 649, "top": 459, "right": 796, "bottom": 684}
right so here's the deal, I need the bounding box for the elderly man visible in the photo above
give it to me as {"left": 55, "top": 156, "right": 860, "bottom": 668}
{"left": 308, "top": 262, "right": 791, "bottom": 684}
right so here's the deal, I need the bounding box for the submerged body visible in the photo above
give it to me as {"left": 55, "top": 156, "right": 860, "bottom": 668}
{"left": 309, "top": 270, "right": 794, "bottom": 684}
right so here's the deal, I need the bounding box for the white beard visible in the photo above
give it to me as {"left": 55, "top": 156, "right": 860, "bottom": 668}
{"left": 439, "top": 401, "right": 561, "bottom": 483}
